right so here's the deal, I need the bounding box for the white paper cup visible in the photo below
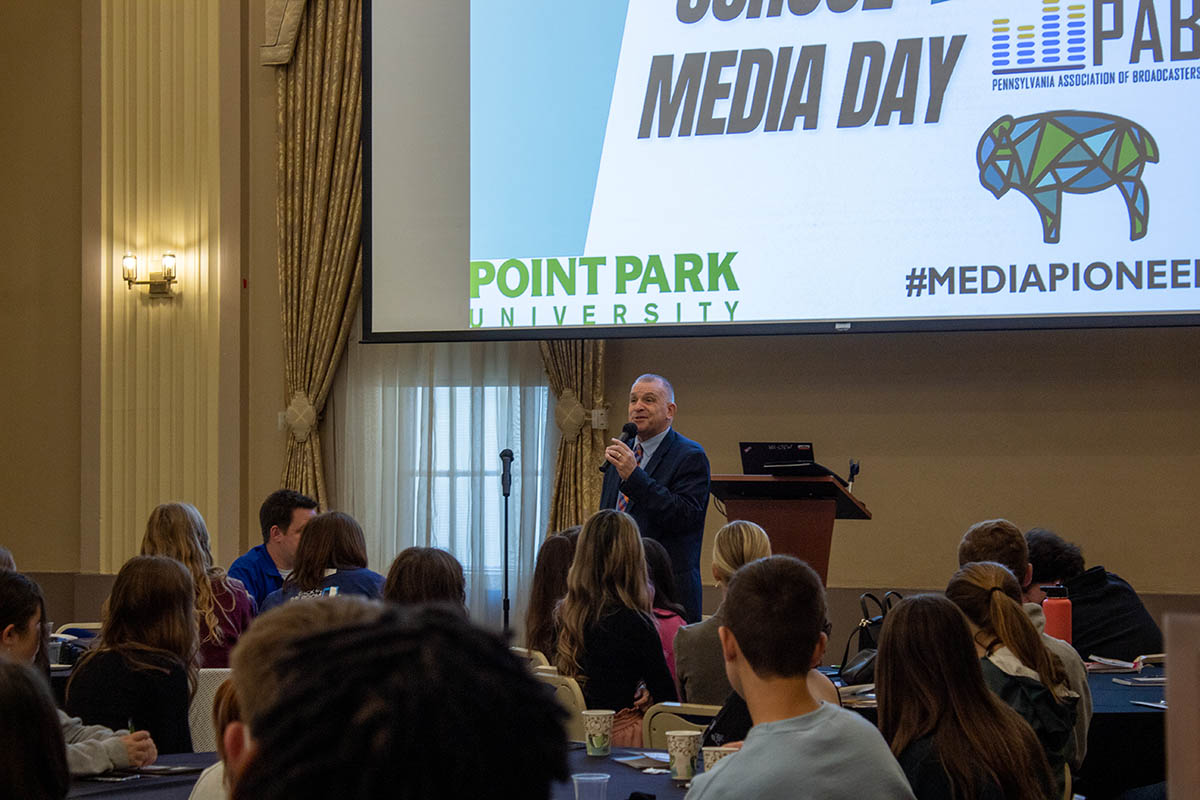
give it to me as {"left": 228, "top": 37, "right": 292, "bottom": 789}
{"left": 666, "top": 730, "right": 703, "bottom": 781}
{"left": 582, "top": 709, "right": 615, "bottom": 756}
{"left": 702, "top": 745, "right": 739, "bottom": 771}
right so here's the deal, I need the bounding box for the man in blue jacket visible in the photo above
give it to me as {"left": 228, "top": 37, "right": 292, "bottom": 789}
{"left": 229, "top": 489, "right": 318, "bottom": 608}
{"left": 601, "top": 374, "right": 710, "bottom": 622}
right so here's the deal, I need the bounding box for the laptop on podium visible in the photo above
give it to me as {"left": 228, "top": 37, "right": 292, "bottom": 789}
{"left": 739, "top": 442, "right": 848, "bottom": 486}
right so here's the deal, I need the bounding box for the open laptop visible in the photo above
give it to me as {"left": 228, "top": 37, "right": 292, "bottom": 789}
{"left": 739, "top": 442, "right": 848, "bottom": 485}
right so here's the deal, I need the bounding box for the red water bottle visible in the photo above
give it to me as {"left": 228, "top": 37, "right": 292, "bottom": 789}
{"left": 1041, "top": 585, "right": 1072, "bottom": 643}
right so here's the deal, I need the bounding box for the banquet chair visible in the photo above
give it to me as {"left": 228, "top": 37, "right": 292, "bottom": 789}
{"left": 534, "top": 670, "right": 586, "bottom": 742}
{"left": 188, "top": 668, "right": 232, "bottom": 752}
{"left": 511, "top": 646, "right": 550, "bottom": 668}
{"left": 642, "top": 702, "right": 722, "bottom": 750}
{"left": 55, "top": 622, "right": 100, "bottom": 638}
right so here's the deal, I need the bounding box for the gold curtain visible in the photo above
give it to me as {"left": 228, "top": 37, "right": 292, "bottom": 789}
{"left": 540, "top": 340, "right": 607, "bottom": 534}
{"left": 274, "top": 0, "right": 363, "bottom": 507}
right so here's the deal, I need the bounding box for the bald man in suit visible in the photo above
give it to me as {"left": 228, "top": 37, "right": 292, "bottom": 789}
{"left": 601, "top": 374, "right": 710, "bottom": 622}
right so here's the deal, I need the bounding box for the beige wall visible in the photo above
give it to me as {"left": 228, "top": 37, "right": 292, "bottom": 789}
{"left": 0, "top": 3, "right": 84, "bottom": 572}
{"left": 607, "top": 326, "right": 1200, "bottom": 595}
{"left": 244, "top": 0, "right": 290, "bottom": 553}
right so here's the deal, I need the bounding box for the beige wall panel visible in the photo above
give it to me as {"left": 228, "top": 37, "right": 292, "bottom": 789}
{"left": 0, "top": 3, "right": 84, "bottom": 572}
{"left": 607, "top": 327, "right": 1200, "bottom": 594}
{"left": 87, "top": 0, "right": 238, "bottom": 571}
{"left": 244, "top": 0, "right": 290, "bottom": 554}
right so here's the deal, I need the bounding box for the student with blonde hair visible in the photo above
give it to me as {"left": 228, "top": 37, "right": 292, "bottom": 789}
{"left": 946, "top": 562, "right": 1078, "bottom": 798}
{"left": 142, "top": 502, "right": 256, "bottom": 667}
{"left": 554, "top": 509, "right": 676, "bottom": 745}
{"left": 67, "top": 556, "right": 199, "bottom": 753}
{"left": 674, "top": 520, "right": 771, "bottom": 704}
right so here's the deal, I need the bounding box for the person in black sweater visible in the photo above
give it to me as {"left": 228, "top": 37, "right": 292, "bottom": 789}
{"left": 1025, "top": 527, "right": 1163, "bottom": 662}
{"left": 67, "top": 556, "right": 197, "bottom": 754}
{"left": 554, "top": 510, "right": 676, "bottom": 733}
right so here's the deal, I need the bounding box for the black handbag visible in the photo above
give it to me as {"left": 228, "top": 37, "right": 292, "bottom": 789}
{"left": 838, "top": 591, "right": 902, "bottom": 685}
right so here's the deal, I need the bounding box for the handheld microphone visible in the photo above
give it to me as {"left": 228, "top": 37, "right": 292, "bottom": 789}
{"left": 599, "top": 422, "right": 640, "bottom": 474}
{"left": 500, "top": 449, "right": 514, "bottom": 497}
{"left": 848, "top": 459, "right": 860, "bottom": 492}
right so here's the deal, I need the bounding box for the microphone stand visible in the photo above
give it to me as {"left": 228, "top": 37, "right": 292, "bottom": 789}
{"left": 500, "top": 448, "right": 514, "bottom": 635}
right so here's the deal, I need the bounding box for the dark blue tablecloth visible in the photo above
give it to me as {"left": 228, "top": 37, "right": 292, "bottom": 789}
{"left": 554, "top": 745, "right": 689, "bottom": 800}
{"left": 1076, "top": 667, "right": 1165, "bottom": 800}
{"left": 68, "top": 752, "right": 217, "bottom": 799}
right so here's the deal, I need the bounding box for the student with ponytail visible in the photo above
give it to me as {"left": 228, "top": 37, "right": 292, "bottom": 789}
{"left": 946, "top": 562, "right": 1078, "bottom": 798}
{"left": 876, "top": 593, "right": 1056, "bottom": 799}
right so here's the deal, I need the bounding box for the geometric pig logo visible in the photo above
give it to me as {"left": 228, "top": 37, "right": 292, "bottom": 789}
{"left": 976, "top": 111, "right": 1158, "bottom": 243}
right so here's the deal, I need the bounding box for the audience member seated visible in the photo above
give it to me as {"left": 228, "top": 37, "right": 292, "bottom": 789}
{"left": 676, "top": 520, "right": 771, "bottom": 704}
{"left": 1, "top": 570, "right": 158, "bottom": 774}
{"left": 229, "top": 596, "right": 386, "bottom": 733}
{"left": 702, "top": 663, "right": 842, "bottom": 748}
{"left": 142, "top": 502, "right": 256, "bottom": 667}
{"left": 259, "top": 511, "right": 384, "bottom": 611}
{"left": 947, "top": 562, "right": 1077, "bottom": 798}
{"left": 66, "top": 555, "right": 197, "bottom": 754}
{"left": 0, "top": 659, "right": 70, "bottom": 800}
{"left": 957, "top": 518, "right": 1091, "bottom": 769}
{"left": 1025, "top": 527, "right": 1163, "bottom": 662}
{"left": 555, "top": 509, "right": 676, "bottom": 745}
{"left": 188, "top": 678, "right": 239, "bottom": 800}
{"left": 226, "top": 604, "right": 569, "bottom": 800}
{"left": 643, "top": 537, "right": 688, "bottom": 682}
{"left": 228, "top": 489, "right": 318, "bottom": 608}
{"left": 225, "top": 595, "right": 388, "bottom": 793}
{"left": 523, "top": 528, "right": 579, "bottom": 658}
{"left": 877, "top": 593, "right": 1056, "bottom": 800}
{"left": 685, "top": 556, "right": 915, "bottom": 800}
{"left": 383, "top": 546, "right": 467, "bottom": 614}
{"left": 0, "top": 544, "right": 15, "bottom": 571}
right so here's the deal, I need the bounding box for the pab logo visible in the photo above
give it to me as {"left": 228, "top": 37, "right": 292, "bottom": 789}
{"left": 976, "top": 110, "right": 1158, "bottom": 243}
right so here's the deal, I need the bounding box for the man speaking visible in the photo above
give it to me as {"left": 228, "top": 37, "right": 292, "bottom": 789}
{"left": 601, "top": 374, "right": 710, "bottom": 622}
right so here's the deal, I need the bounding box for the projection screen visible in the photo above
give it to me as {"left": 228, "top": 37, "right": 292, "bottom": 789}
{"left": 364, "top": 0, "right": 1200, "bottom": 341}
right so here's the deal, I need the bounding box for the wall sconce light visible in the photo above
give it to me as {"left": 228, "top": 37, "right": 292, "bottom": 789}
{"left": 121, "top": 253, "right": 178, "bottom": 298}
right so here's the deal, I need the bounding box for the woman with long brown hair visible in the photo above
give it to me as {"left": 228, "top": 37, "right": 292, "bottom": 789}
{"left": 66, "top": 555, "right": 198, "bottom": 753}
{"left": 877, "top": 593, "right": 1056, "bottom": 800}
{"left": 260, "top": 512, "right": 383, "bottom": 611}
{"left": 141, "top": 502, "right": 255, "bottom": 667}
{"left": 523, "top": 528, "right": 579, "bottom": 659}
{"left": 946, "top": 562, "right": 1078, "bottom": 797}
{"left": 554, "top": 510, "right": 675, "bottom": 745}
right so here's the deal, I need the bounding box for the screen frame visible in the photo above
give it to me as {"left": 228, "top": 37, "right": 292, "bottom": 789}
{"left": 360, "top": 0, "right": 1200, "bottom": 345}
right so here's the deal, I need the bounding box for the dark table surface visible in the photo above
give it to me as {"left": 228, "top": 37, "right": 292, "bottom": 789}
{"left": 68, "top": 753, "right": 216, "bottom": 799}
{"left": 67, "top": 746, "right": 689, "bottom": 799}
{"left": 556, "top": 745, "right": 689, "bottom": 800}
{"left": 1076, "top": 667, "right": 1165, "bottom": 800}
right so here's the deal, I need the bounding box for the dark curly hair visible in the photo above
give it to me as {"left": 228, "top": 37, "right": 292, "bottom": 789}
{"left": 1025, "top": 528, "right": 1086, "bottom": 583}
{"left": 232, "top": 605, "right": 568, "bottom": 800}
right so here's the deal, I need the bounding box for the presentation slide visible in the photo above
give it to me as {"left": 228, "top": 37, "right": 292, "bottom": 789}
{"left": 366, "top": 0, "right": 1200, "bottom": 340}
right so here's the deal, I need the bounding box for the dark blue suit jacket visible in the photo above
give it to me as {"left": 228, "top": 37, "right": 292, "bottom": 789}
{"left": 600, "top": 428, "right": 710, "bottom": 622}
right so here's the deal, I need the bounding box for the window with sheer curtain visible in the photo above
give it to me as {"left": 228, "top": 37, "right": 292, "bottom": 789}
{"left": 325, "top": 335, "right": 557, "bottom": 634}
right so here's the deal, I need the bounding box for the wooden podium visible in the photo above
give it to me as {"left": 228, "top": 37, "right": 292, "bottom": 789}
{"left": 710, "top": 475, "right": 871, "bottom": 583}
